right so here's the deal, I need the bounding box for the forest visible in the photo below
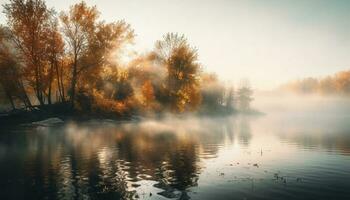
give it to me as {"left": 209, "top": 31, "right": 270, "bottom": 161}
{"left": 281, "top": 70, "right": 350, "bottom": 95}
{"left": 0, "top": 0, "right": 254, "bottom": 118}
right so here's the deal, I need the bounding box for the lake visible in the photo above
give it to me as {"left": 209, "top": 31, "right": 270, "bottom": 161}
{"left": 0, "top": 109, "right": 350, "bottom": 199}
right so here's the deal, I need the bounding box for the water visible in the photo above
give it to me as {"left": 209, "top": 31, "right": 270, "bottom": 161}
{"left": 0, "top": 113, "right": 350, "bottom": 200}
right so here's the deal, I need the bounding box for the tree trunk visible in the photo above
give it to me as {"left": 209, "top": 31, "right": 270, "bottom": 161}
{"left": 4, "top": 89, "right": 15, "bottom": 110}
{"left": 55, "top": 60, "right": 65, "bottom": 102}
{"left": 34, "top": 64, "right": 43, "bottom": 105}
{"left": 60, "top": 64, "right": 65, "bottom": 101}
{"left": 70, "top": 54, "right": 78, "bottom": 109}
{"left": 55, "top": 61, "right": 62, "bottom": 102}
{"left": 47, "top": 61, "right": 55, "bottom": 105}
{"left": 19, "top": 79, "right": 33, "bottom": 110}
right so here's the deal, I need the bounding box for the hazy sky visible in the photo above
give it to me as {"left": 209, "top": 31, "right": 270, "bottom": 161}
{"left": 1, "top": 0, "right": 350, "bottom": 89}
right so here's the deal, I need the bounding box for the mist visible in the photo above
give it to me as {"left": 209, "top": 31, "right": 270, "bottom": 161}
{"left": 1, "top": 1, "right": 350, "bottom": 199}
{"left": 255, "top": 91, "right": 350, "bottom": 115}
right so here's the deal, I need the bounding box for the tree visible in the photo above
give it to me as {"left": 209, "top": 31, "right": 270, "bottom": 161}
{"left": 0, "top": 52, "right": 32, "bottom": 110}
{"left": 319, "top": 76, "right": 335, "bottom": 95}
{"left": 0, "top": 26, "right": 32, "bottom": 109}
{"left": 45, "top": 16, "right": 65, "bottom": 104}
{"left": 60, "top": 1, "right": 98, "bottom": 107}
{"left": 282, "top": 70, "right": 350, "bottom": 95}
{"left": 4, "top": 0, "right": 52, "bottom": 105}
{"left": 200, "top": 73, "right": 225, "bottom": 112}
{"left": 112, "top": 70, "right": 134, "bottom": 101}
{"left": 141, "top": 80, "right": 156, "bottom": 109}
{"left": 155, "top": 33, "right": 201, "bottom": 112}
{"left": 334, "top": 71, "right": 350, "bottom": 94}
{"left": 225, "top": 86, "right": 235, "bottom": 111}
{"left": 79, "top": 21, "right": 134, "bottom": 93}
{"left": 60, "top": 1, "right": 134, "bottom": 108}
{"left": 237, "top": 80, "right": 253, "bottom": 112}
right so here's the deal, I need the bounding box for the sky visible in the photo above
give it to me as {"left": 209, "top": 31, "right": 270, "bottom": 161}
{"left": 1, "top": 0, "right": 350, "bottom": 89}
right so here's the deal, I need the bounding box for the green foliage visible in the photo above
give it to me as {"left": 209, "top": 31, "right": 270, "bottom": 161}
{"left": 237, "top": 85, "right": 253, "bottom": 112}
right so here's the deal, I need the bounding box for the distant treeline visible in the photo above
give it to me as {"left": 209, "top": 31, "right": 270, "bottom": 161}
{"left": 0, "top": 0, "right": 254, "bottom": 116}
{"left": 281, "top": 70, "right": 350, "bottom": 95}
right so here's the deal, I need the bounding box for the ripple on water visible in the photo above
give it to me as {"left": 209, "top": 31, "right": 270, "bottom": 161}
{"left": 0, "top": 116, "right": 350, "bottom": 199}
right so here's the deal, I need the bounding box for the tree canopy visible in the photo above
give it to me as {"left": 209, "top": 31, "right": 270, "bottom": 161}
{"left": 0, "top": 0, "right": 251, "bottom": 115}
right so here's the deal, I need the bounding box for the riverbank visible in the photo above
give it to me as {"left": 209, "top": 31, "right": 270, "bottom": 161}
{"left": 0, "top": 103, "right": 131, "bottom": 127}
{"left": 0, "top": 102, "right": 263, "bottom": 127}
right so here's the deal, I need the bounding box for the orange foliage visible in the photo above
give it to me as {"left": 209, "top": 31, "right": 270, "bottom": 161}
{"left": 0, "top": 1, "right": 237, "bottom": 115}
{"left": 282, "top": 70, "right": 350, "bottom": 95}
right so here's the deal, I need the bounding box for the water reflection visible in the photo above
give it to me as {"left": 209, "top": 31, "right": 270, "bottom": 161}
{"left": 238, "top": 117, "right": 252, "bottom": 146}
{"left": 0, "top": 115, "right": 350, "bottom": 200}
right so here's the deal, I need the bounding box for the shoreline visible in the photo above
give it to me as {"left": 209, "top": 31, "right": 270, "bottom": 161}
{"left": 0, "top": 103, "right": 263, "bottom": 128}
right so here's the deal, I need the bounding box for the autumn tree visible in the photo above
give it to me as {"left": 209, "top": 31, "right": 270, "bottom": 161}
{"left": 80, "top": 21, "right": 134, "bottom": 93}
{"left": 200, "top": 73, "right": 225, "bottom": 112}
{"left": 155, "top": 33, "right": 201, "bottom": 112}
{"left": 60, "top": 1, "right": 134, "bottom": 108}
{"left": 45, "top": 16, "right": 65, "bottom": 104}
{"left": 0, "top": 0, "right": 245, "bottom": 116}
{"left": 334, "top": 71, "right": 350, "bottom": 94}
{"left": 282, "top": 70, "right": 350, "bottom": 96}
{"left": 103, "top": 68, "right": 134, "bottom": 102}
{"left": 141, "top": 80, "right": 156, "bottom": 109}
{"left": 3, "top": 0, "right": 53, "bottom": 105}
{"left": 126, "top": 53, "right": 166, "bottom": 111}
{"left": 0, "top": 51, "right": 31, "bottom": 109}
{"left": 0, "top": 26, "right": 32, "bottom": 109}
{"left": 60, "top": 2, "right": 97, "bottom": 107}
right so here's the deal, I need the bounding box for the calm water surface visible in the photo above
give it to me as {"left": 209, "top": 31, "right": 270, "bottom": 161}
{"left": 0, "top": 113, "right": 350, "bottom": 200}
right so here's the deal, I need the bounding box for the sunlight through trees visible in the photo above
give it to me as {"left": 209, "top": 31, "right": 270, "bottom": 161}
{"left": 0, "top": 0, "right": 247, "bottom": 115}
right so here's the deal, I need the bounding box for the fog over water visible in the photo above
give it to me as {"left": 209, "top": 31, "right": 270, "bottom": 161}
{"left": 1, "top": 0, "right": 350, "bottom": 199}
{"left": 1, "top": 93, "right": 350, "bottom": 199}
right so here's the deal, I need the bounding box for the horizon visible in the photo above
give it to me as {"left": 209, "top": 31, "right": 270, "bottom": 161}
{"left": 1, "top": 0, "right": 350, "bottom": 90}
